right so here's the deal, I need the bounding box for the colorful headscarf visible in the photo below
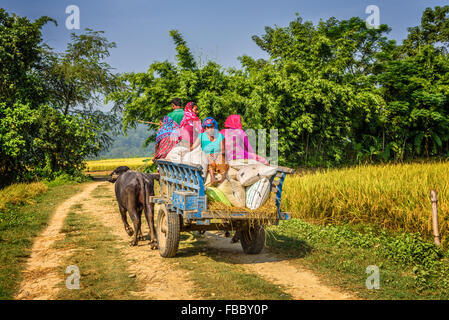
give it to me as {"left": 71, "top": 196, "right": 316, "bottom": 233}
{"left": 202, "top": 117, "right": 218, "bottom": 131}
{"left": 155, "top": 116, "right": 179, "bottom": 143}
{"left": 179, "top": 102, "right": 200, "bottom": 128}
{"left": 224, "top": 114, "right": 243, "bottom": 130}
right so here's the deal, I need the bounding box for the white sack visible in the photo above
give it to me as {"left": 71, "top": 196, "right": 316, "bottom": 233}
{"left": 228, "top": 159, "right": 263, "bottom": 170}
{"left": 166, "top": 146, "right": 189, "bottom": 162}
{"left": 217, "top": 178, "right": 246, "bottom": 207}
{"left": 246, "top": 177, "right": 271, "bottom": 210}
{"left": 237, "top": 164, "right": 277, "bottom": 187}
{"left": 182, "top": 147, "right": 209, "bottom": 178}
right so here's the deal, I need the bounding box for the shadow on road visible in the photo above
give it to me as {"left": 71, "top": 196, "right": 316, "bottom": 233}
{"left": 172, "top": 231, "right": 313, "bottom": 265}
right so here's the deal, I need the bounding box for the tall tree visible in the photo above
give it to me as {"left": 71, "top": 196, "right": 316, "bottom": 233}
{"left": 402, "top": 6, "right": 449, "bottom": 54}
{"left": 0, "top": 10, "right": 119, "bottom": 186}
{"left": 243, "top": 15, "right": 389, "bottom": 165}
{"left": 376, "top": 6, "right": 449, "bottom": 160}
{"left": 41, "top": 28, "right": 120, "bottom": 152}
{"left": 42, "top": 29, "right": 118, "bottom": 115}
{"left": 0, "top": 9, "right": 55, "bottom": 107}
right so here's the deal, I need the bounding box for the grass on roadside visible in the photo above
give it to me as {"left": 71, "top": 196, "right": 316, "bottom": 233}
{"left": 0, "top": 183, "right": 86, "bottom": 300}
{"left": 266, "top": 219, "right": 449, "bottom": 300}
{"left": 0, "top": 182, "right": 48, "bottom": 212}
{"left": 166, "top": 232, "right": 291, "bottom": 300}
{"left": 53, "top": 203, "right": 139, "bottom": 300}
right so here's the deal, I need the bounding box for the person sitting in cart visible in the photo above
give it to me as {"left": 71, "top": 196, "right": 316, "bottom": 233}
{"left": 153, "top": 116, "right": 180, "bottom": 160}
{"left": 191, "top": 117, "right": 228, "bottom": 186}
{"left": 179, "top": 101, "right": 201, "bottom": 148}
{"left": 220, "top": 114, "right": 269, "bottom": 165}
{"left": 153, "top": 98, "right": 184, "bottom": 160}
{"left": 166, "top": 97, "right": 184, "bottom": 125}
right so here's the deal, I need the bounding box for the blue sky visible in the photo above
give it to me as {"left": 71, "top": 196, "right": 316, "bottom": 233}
{"left": 2, "top": 0, "right": 448, "bottom": 73}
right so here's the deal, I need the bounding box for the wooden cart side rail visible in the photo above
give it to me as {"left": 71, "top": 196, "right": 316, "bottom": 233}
{"left": 269, "top": 167, "right": 294, "bottom": 220}
{"left": 155, "top": 159, "right": 207, "bottom": 216}
{"left": 276, "top": 166, "right": 295, "bottom": 174}
{"left": 198, "top": 211, "right": 291, "bottom": 220}
{"left": 149, "top": 196, "right": 172, "bottom": 205}
{"left": 156, "top": 159, "right": 203, "bottom": 171}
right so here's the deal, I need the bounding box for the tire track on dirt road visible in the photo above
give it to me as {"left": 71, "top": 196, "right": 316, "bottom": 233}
{"left": 15, "top": 181, "right": 199, "bottom": 300}
{"left": 204, "top": 232, "right": 354, "bottom": 300}
{"left": 84, "top": 182, "right": 199, "bottom": 300}
{"left": 15, "top": 182, "right": 99, "bottom": 300}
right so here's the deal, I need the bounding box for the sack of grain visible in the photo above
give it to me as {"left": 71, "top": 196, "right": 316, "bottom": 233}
{"left": 217, "top": 178, "right": 246, "bottom": 207}
{"left": 246, "top": 177, "right": 271, "bottom": 210}
{"left": 237, "top": 164, "right": 277, "bottom": 187}
{"left": 227, "top": 167, "right": 239, "bottom": 180}
{"left": 182, "top": 146, "right": 209, "bottom": 178}
{"left": 206, "top": 187, "right": 231, "bottom": 206}
{"left": 166, "top": 146, "right": 189, "bottom": 162}
{"left": 228, "top": 159, "right": 263, "bottom": 170}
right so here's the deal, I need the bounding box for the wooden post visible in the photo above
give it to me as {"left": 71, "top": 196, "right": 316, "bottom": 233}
{"left": 430, "top": 190, "right": 441, "bottom": 247}
{"left": 137, "top": 120, "right": 161, "bottom": 126}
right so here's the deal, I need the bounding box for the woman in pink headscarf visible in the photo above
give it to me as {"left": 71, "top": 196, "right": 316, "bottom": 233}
{"left": 220, "top": 114, "right": 269, "bottom": 165}
{"left": 178, "top": 101, "right": 202, "bottom": 148}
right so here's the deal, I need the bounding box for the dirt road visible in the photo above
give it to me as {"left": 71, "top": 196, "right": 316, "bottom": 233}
{"left": 15, "top": 181, "right": 352, "bottom": 300}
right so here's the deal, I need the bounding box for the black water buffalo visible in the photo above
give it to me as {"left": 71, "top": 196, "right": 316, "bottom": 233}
{"left": 110, "top": 168, "right": 159, "bottom": 248}
{"left": 109, "top": 166, "right": 131, "bottom": 182}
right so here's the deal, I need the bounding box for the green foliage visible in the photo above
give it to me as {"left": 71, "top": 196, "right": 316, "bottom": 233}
{"left": 40, "top": 28, "right": 120, "bottom": 153}
{"left": 376, "top": 17, "right": 449, "bottom": 160}
{"left": 108, "top": 7, "right": 449, "bottom": 167}
{"left": 44, "top": 171, "right": 92, "bottom": 187}
{"left": 42, "top": 29, "right": 117, "bottom": 114}
{"left": 0, "top": 103, "right": 103, "bottom": 186}
{"left": 0, "top": 9, "right": 118, "bottom": 187}
{"left": 273, "top": 219, "right": 446, "bottom": 267}
{"left": 0, "top": 8, "right": 55, "bottom": 107}
{"left": 33, "top": 105, "right": 104, "bottom": 176}
{"left": 0, "top": 103, "right": 40, "bottom": 184}
{"left": 402, "top": 6, "right": 449, "bottom": 54}
{"left": 241, "top": 15, "right": 391, "bottom": 166}
{"left": 382, "top": 233, "right": 443, "bottom": 268}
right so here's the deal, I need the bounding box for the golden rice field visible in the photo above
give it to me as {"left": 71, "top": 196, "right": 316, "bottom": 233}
{"left": 0, "top": 182, "right": 48, "bottom": 212}
{"left": 282, "top": 161, "right": 449, "bottom": 243}
{"left": 84, "top": 157, "right": 449, "bottom": 243}
{"left": 84, "top": 157, "right": 152, "bottom": 172}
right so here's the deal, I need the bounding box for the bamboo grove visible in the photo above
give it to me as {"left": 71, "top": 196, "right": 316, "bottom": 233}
{"left": 108, "top": 6, "right": 449, "bottom": 168}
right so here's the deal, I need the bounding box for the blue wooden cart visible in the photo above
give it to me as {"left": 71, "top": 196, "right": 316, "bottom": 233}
{"left": 150, "top": 159, "right": 294, "bottom": 257}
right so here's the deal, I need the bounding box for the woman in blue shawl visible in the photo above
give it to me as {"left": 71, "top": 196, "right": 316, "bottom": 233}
{"left": 191, "top": 117, "right": 227, "bottom": 185}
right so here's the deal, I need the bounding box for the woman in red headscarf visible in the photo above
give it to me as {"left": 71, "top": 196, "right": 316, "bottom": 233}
{"left": 178, "top": 101, "right": 202, "bottom": 149}
{"left": 220, "top": 114, "right": 269, "bottom": 165}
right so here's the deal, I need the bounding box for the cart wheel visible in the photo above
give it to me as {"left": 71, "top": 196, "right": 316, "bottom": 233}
{"left": 156, "top": 205, "right": 180, "bottom": 258}
{"left": 239, "top": 224, "right": 265, "bottom": 254}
